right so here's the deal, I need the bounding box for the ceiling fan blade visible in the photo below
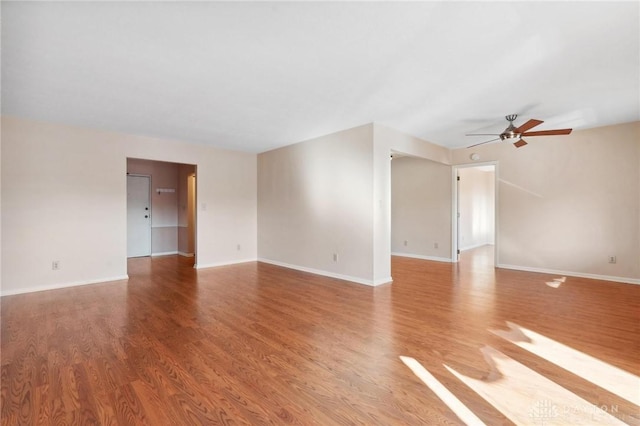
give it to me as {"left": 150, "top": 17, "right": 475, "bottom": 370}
{"left": 465, "top": 133, "right": 501, "bottom": 136}
{"left": 467, "top": 137, "right": 500, "bottom": 148}
{"left": 513, "top": 139, "right": 528, "bottom": 148}
{"left": 514, "top": 119, "right": 543, "bottom": 133}
{"left": 521, "top": 129, "right": 573, "bottom": 136}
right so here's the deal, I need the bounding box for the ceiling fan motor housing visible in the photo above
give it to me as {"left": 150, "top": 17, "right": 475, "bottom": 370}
{"left": 500, "top": 115, "right": 521, "bottom": 140}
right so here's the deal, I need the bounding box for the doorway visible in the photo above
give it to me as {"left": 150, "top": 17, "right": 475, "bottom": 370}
{"left": 184, "top": 173, "right": 197, "bottom": 257}
{"left": 126, "top": 159, "right": 197, "bottom": 265}
{"left": 127, "top": 174, "right": 152, "bottom": 257}
{"left": 452, "top": 163, "right": 497, "bottom": 264}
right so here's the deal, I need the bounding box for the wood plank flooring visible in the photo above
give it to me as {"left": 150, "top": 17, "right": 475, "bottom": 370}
{"left": 2, "top": 247, "right": 639, "bottom": 425}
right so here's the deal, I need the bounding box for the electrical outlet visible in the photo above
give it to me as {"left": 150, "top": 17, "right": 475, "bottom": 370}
{"left": 434, "top": 242, "right": 439, "bottom": 249}
{"left": 333, "top": 253, "right": 338, "bottom": 262}
{"left": 237, "top": 244, "right": 241, "bottom": 251}
{"left": 404, "top": 240, "right": 408, "bottom": 246}
{"left": 52, "top": 260, "right": 60, "bottom": 270}
{"left": 608, "top": 256, "right": 616, "bottom": 264}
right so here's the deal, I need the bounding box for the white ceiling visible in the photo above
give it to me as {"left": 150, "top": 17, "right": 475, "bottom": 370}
{"left": 2, "top": 2, "right": 638, "bottom": 153}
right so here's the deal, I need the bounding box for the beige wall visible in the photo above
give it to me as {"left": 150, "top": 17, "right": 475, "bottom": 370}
{"left": 391, "top": 156, "right": 452, "bottom": 260}
{"left": 452, "top": 121, "right": 640, "bottom": 281}
{"left": 375, "top": 124, "right": 451, "bottom": 164}
{"left": 0, "top": 118, "right": 3, "bottom": 292}
{"left": 1, "top": 116, "right": 257, "bottom": 295}
{"left": 258, "top": 124, "right": 376, "bottom": 284}
{"left": 257, "top": 123, "right": 450, "bottom": 285}
{"left": 2, "top": 115, "right": 636, "bottom": 294}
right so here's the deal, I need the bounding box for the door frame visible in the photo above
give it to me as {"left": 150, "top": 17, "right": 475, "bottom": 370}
{"left": 127, "top": 173, "right": 152, "bottom": 258}
{"left": 451, "top": 161, "right": 499, "bottom": 264}
{"left": 188, "top": 172, "right": 197, "bottom": 260}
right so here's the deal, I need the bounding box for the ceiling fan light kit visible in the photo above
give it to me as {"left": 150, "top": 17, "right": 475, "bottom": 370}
{"left": 466, "top": 114, "right": 572, "bottom": 148}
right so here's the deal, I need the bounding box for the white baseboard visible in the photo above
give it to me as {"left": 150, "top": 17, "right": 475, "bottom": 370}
{"left": 151, "top": 251, "right": 178, "bottom": 257}
{"left": 373, "top": 276, "right": 394, "bottom": 286}
{"left": 497, "top": 264, "right": 640, "bottom": 285}
{"left": 1, "top": 275, "right": 130, "bottom": 297}
{"left": 460, "top": 242, "right": 494, "bottom": 251}
{"left": 152, "top": 251, "right": 194, "bottom": 258}
{"left": 258, "top": 258, "right": 391, "bottom": 287}
{"left": 391, "top": 252, "right": 453, "bottom": 263}
{"left": 195, "top": 258, "right": 257, "bottom": 269}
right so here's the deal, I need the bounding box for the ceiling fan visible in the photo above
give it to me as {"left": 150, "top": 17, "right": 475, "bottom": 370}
{"left": 466, "top": 114, "right": 572, "bottom": 148}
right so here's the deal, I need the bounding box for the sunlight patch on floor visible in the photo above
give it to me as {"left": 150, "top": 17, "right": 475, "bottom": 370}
{"left": 490, "top": 322, "right": 640, "bottom": 406}
{"left": 545, "top": 277, "right": 566, "bottom": 288}
{"left": 399, "top": 356, "right": 487, "bottom": 426}
{"left": 445, "top": 346, "right": 627, "bottom": 425}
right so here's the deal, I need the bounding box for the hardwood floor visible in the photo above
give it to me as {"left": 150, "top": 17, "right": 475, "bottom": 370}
{"left": 2, "top": 247, "right": 639, "bottom": 425}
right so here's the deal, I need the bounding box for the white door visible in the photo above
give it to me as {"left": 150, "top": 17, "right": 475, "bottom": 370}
{"left": 127, "top": 175, "right": 151, "bottom": 257}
